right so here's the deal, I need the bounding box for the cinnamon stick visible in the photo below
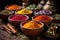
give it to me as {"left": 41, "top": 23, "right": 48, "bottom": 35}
{"left": 6, "top": 23, "right": 18, "bottom": 33}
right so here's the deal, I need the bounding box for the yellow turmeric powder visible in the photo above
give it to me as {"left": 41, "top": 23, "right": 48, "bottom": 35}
{"left": 16, "top": 9, "right": 32, "bottom": 14}
{"left": 22, "top": 21, "right": 43, "bottom": 29}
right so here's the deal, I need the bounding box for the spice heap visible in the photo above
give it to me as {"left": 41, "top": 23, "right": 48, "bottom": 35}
{"left": 34, "top": 15, "right": 53, "bottom": 23}
{"left": 0, "top": 10, "right": 13, "bottom": 15}
{"left": 34, "top": 10, "right": 52, "bottom": 15}
{"left": 26, "top": 4, "right": 38, "bottom": 10}
{"left": 6, "top": 5, "right": 21, "bottom": 10}
{"left": 10, "top": 15, "right": 28, "bottom": 20}
{"left": 22, "top": 21, "right": 43, "bottom": 29}
{"left": 16, "top": 9, "right": 32, "bottom": 15}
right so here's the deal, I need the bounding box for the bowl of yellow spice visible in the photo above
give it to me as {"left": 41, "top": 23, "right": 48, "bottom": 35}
{"left": 20, "top": 20, "right": 44, "bottom": 37}
{"left": 16, "top": 9, "right": 33, "bottom": 17}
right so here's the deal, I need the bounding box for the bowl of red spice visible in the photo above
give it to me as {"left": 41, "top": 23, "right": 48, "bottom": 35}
{"left": 20, "top": 20, "right": 44, "bottom": 37}
{"left": 32, "top": 15, "right": 53, "bottom": 24}
{"left": 8, "top": 15, "right": 29, "bottom": 26}
{"left": 5, "top": 5, "right": 22, "bottom": 11}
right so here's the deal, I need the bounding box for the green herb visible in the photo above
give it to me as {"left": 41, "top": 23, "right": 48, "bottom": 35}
{"left": 26, "top": 4, "right": 38, "bottom": 10}
{"left": 52, "top": 14, "right": 60, "bottom": 20}
{"left": 49, "top": 22, "right": 60, "bottom": 27}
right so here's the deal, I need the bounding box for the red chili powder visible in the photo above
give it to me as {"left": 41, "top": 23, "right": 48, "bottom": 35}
{"left": 10, "top": 15, "right": 28, "bottom": 20}
{"left": 34, "top": 15, "right": 52, "bottom": 22}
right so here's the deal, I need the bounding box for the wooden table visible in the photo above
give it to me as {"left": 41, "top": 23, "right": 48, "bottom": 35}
{"left": 0, "top": 20, "right": 60, "bottom": 40}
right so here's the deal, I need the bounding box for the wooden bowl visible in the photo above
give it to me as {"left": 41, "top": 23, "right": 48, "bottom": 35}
{"left": 0, "top": 10, "right": 14, "bottom": 23}
{"left": 8, "top": 15, "right": 29, "bottom": 27}
{"left": 32, "top": 15, "right": 53, "bottom": 24}
{"left": 5, "top": 5, "right": 22, "bottom": 11}
{"left": 20, "top": 20, "right": 44, "bottom": 37}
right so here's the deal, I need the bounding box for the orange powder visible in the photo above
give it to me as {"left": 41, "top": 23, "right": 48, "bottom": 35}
{"left": 34, "top": 15, "right": 52, "bottom": 22}
{"left": 22, "top": 21, "right": 42, "bottom": 29}
{"left": 7, "top": 5, "right": 21, "bottom": 10}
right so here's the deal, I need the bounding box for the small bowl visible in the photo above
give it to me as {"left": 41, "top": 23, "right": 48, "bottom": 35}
{"left": 5, "top": 5, "right": 22, "bottom": 11}
{"left": 8, "top": 15, "right": 29, "bottom": 26}
{"left": 0, "top": 10, "right": 14, "bottom": 23}
{"left": 20, "top": 20, "right": 44, "bottom": 37}
{"left": 32, "top": 15, "right": 53, "bottom": 24}
{"left": 16, "top": 9, "right": 33, "bottom": 17}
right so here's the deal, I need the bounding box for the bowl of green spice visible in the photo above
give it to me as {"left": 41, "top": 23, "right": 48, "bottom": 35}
{"left": 0, "top": 10, "right": 14, "bottom": 23}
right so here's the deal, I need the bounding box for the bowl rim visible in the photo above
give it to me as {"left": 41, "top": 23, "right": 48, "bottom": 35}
{"left": 20, "top": 20, "right": 44, "bottom": 29}
{"left": 8, "top": 14, "right": 29, "bottom": 21}
{"left": 32, "top": 15, "right": 53, "bottom": 23}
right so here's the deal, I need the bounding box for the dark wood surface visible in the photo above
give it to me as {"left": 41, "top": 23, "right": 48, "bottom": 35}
{"left": 0, "top": 0, "right": 60, "bottom": 40}
{"left": 0, "top": 21, "right": 60, "bottom": 40}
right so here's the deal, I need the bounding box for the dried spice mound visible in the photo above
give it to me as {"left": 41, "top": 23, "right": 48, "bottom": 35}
{"left": 34, "top": 15, "right": 53, "bottom": 23}
{"left": 10, "top": 15, "right": 28, "bottom": 21}
{"left": 0, "top": 10, "right": 13, "bottom": 15}
{"left": 6, "top": 5, "right": 21, "bottom": 10}
{"left": 23, "top": 21, "right": 43, "bottom": 29}
{"left": 16, "top": 9, "right": 32, "bottom": 15}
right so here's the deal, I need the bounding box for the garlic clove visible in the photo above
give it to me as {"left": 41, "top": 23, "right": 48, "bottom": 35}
{"left": 37, "top": 4, "right": 43, "bottom": 9}
{"left": 40, "top": 0, "right": 47, "bottom": 4}
{"left": 46, "top": 0, "right": 51, "bottom": 4}
{"left": 40, "top": 1, "right": 45, "bottom": 4}
{"left": 43, "top": 5, "right": 52, "bottom": 10}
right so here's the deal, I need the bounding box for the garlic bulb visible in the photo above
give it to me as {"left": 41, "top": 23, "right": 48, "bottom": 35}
{"left": 46, "top": 0, "right": 51, "bottom": 4}
{"left": 40, "top": 0, "right": 45, "bottom": 4}
{"left": 22, "top": 2, "right": 25, "bottom": 8}
{"left": 40, "top": 0, "right": 47, "bottom": 4}
{"left": 37, "top": 0, "right": 45, "bottom": 10}
{"left": 43, "top": 5, "right": 52, "bottom": 10}
{"left": 37, "top": 4, "right": 43, "bottom": 9}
